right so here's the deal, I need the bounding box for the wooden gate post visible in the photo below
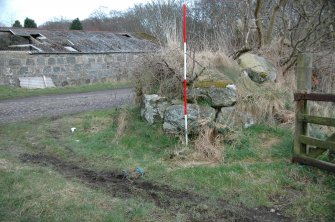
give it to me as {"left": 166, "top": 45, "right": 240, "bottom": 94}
{"left": 294, "top": 53, "right": 313, "bottom": 156}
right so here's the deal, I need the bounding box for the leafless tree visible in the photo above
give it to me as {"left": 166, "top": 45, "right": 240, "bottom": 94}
{"left": 40, "top": 17, "right": 71, "bottom": 30}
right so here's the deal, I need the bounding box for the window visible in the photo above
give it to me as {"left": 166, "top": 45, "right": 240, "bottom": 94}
{"left": 30, "top": 33, "right": 47, "bottom": 42}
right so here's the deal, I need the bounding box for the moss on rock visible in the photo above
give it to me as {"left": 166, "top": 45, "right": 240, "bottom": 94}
{"left": 194, "top": 80, "right": 232, "bottom": 89}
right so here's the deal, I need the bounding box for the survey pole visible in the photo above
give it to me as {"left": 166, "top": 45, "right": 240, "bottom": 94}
{"left": 183, "top": 3, "right": 188, "bottom": 146}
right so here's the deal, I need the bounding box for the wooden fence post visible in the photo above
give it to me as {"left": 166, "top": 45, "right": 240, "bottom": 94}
{"left": 294, "top": 53, "right": 313, "bottom": 156}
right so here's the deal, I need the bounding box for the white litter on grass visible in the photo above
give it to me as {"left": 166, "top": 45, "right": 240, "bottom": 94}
{"left": 71, "top": 127, "right": 76, "bottom": 133}
{"left": 243, "top": 113, "right": 255, "bottom": 128}
{"left": 75, "top": 140, "right": 80, "bottom": 142}
{"left": 226, "top": 84, "right": 237, "bottom": 90}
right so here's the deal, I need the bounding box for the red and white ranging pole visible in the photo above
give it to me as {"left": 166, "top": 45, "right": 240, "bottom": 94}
{"left": 183, "top": 3, "right": 188, "bottom": 146}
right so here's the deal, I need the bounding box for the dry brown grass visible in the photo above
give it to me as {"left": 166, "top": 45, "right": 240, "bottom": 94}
{"left": 0, "top": 158, "right": 30, "bottom": 172}
{"left": 87, "top": 117, "right": 113, "bottom": 134}
{"left": 113, "top": 111, "right": 129, "bottom": 143}
{"left": 234, "top": 75, "right": 289, "bottom": 125}
{"left": 192, "top": 127, "right": 223, "bottom": 163}
{"left": 196, "top": 50, "right": 234, "bottom": 68}
{"left": 168, "top": 126, "right": 224, "bottom": 164}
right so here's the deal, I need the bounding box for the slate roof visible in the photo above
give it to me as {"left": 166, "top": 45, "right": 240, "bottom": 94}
{"left": 0, "top": 27, "right": 158, "bottom": 53}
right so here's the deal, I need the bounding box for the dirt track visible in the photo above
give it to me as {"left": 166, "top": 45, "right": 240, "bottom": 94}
{"left": 0, "top": 88, "right": 134, "bottom": 124}
{"left": 20, "top": 153, "right": 290, "bottom": 222}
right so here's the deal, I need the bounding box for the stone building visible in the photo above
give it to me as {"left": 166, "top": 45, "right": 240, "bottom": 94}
{"left": 0, "top": 28, "right": 157, "bottom": 87}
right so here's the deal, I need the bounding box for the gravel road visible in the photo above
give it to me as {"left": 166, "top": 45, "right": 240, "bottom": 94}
{"left": 0, "top": 88, "right": 134, "bottom": 124}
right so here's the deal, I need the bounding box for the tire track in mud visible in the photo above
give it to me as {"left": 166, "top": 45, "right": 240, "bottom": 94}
{"left": 19, "top": 153, "right": 290, "bottom": 222}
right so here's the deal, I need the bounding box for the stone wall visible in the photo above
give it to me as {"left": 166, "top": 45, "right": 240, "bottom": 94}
{"left": 0, "top": 51, "right": 143, "bottom": 86}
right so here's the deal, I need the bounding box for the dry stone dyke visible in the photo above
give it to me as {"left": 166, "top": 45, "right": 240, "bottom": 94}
{"left": 0, "top": 51, "right": 142, "bottom": 86}
{"left": 141, "top": 94, "right": 171, "bottom": 125}
{"left": 163, "top": 104, "right": 216, "bottom": 134}
{"left": 188, "top": 85, "right": 237, "bottom": 108}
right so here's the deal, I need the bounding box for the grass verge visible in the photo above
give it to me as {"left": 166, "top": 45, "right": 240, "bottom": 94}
{"left": 0, "top": 81, "right": 131, "bottom": 100}
{"left": 0, "top": 107, "right": 334, "bottom": 221}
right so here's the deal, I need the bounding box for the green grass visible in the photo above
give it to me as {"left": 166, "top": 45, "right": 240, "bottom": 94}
{"left": 0, "top": 159, "right": 157, "bottom": 222}
{"left": 0, "top": 81, "right": 132, "bottom": 100}
{"left": 0, "top": 108, "right": 334, "bottom": 221}
{"left": 167, "top": 125, "right": 334, "bottom": 220}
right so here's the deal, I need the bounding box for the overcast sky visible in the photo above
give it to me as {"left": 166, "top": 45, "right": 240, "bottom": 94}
{"left": 0, "top": 0, "right": 151, "bottom": 26}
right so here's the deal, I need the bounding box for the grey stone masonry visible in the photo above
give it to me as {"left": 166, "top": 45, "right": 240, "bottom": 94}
{"left": 0, "top": 51, "right": 143, "bottom": 86}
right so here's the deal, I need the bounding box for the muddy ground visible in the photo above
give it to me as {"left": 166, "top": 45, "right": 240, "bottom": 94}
{"left": 0, "top": 88, "right": 134, "bottom": 124}
{"left": 20, "top": 153, "right": 290, "bottom": 222}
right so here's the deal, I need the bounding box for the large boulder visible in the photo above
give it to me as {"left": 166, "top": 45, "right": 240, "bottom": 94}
{"left": 215, "top": 107, "right": 236, "bottom": 130}
{"left": 141, "top": 94, "right": 171, "bottom": 125}
{"left": 196, "top": 68, "right": 234, "bottom": 83}
{"left": 237, "top": 53, "right": 277, "bottom": 83}
{"left": 187, "top": 67, "right": 237, "bottom": 108}
{"left": 188, "top": 83, "right": 237, "bottom": 108}
{"left": 163, "top": 104, "right": 216, "bottom": 134}
{"left": 216, "top": 107, "right": 256, "bottom": 131}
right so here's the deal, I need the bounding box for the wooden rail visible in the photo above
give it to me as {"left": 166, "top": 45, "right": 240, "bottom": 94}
{"left": 299, "top": 135, "right": 335, "bottom": 150}
{"left": 297, "top": 114, "right": 335, "bottom": 127}
{"left": 294, "top": 93, "right": 335, "bottom": 102}
{"left": 293, "top": 53, "right": 335, "bottom": 173}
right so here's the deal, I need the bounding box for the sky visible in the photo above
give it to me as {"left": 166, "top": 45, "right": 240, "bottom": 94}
{"left": 0, "top": 0, "right": 151, "bottom": 26}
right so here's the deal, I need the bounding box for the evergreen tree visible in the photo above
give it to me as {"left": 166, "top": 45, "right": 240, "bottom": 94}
{"left": 12, "top": 20, "right": 22, "bottom": 28}
{"left": 24, "top": 17, "right": 37, "bottom": 28}
{"left": 69, "top": 18, "right": 83, "bottom": 30}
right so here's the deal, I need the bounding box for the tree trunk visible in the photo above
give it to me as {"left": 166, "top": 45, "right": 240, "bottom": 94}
{"left": 266, "top": 0, "right": 287, "bottom": 45}
{"left": 254, "top": 0, "right": 264, "bottom": 48}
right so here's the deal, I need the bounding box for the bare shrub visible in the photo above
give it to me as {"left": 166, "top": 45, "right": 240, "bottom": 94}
{"left": 133, "top": 47, "right": 184, "bottom": 102}
{"left": 306, "top": 52, "right": 335, "bottom": 137}
{"left": 133, "top": 44, "right": 241, "bottom": 105}
{"left": 315, "top": 52, "right": 335, "bottom": 95}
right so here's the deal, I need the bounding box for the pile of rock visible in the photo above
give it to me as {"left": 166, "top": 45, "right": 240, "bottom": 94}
{"left": 141, "top": 53, "right": 279, "bottom": 135}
